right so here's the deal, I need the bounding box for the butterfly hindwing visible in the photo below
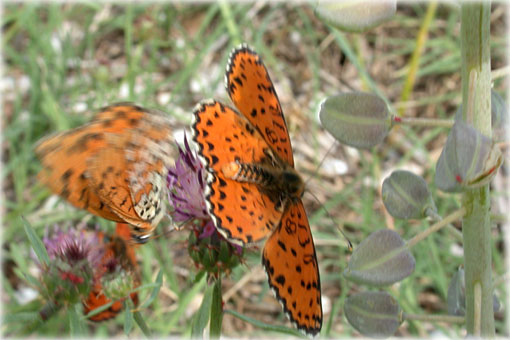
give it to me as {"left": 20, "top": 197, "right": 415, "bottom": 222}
{"left": 262, "top": 200, "right": 322, "bottom": 335}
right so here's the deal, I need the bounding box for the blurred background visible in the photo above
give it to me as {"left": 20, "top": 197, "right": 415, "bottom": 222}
{"left": 2, "top": 2, "right": 508, "bottom": 337}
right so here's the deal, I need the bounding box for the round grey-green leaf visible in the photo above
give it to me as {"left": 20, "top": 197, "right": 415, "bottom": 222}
{"left": 319, "top": 92, "right": 391, "bottom": 149}
{"left": 315, "top": 1, "right": 396, "bottom": 33}
{"left": 344, "top": 229, "right": 415, "bottom": 286}
{"left": 344, "top": 291, "right": 402, "bottom": 338}
{"left": 382, "top": 170, "right": 437, "bottom": 219}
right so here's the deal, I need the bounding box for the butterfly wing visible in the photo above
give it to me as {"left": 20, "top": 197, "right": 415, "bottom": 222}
{"left": 226, "top": 44, "right": 294, "bottom": 167}
{"left": 262, "top": 200, "right": 322, "bottom": 336}
{"left": 83, "top": 223, "right": 140, "bottom": 321}
{"left": 192, "top": 100, "right": 284, "bottom": 244}
{"left": 36, "top": 104, "right": 174, "bottom": 238}
{"left": 87, "top": 108, "right": 174, "bottom": 238}
{"left": 35, "top": 119, "right": 128, "bottom": 222}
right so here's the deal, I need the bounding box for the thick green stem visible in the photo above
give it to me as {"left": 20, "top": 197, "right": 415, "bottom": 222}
{"left": 460, "top": 3, "right": 494, "bottom": 337}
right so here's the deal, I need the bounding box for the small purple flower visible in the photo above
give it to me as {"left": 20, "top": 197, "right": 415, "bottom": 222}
{"left": 167, "top": 135, "right": 210, "bottom": 222}
{"left": 43, "top": 226, "right": 103, "bottom": 269}
{"left": 37, "top": 225, "right": 104, "bottom": 307}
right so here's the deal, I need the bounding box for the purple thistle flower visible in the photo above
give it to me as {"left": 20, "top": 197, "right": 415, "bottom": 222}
{"left": 167, "top": 135, "right": 209, "bottom": 222}
{"left": 37, "top": 225, "right": 105, "bottom": 307}
{"left": 43, "top": 226, "right": 103, "bottom": 270}
{"left": 166, "top": 134, "right": 245, "bottom": 275}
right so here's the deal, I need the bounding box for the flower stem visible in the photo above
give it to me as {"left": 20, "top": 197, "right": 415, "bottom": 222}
{"left": 403, "top": 313, "right": 464, "bottom": 324}
{"left": 460, "top": 2, "right": 495, "bottom": 336}
{"left": 426, "top": 208, "right": 463, "bottom": 243}
{"left": 392, "top": 116, "right": 454, "bottom": 128}
{"left": 209, "top": 276, "right": 223, "bottom": 338}
{"left": 406, "top": 208, "right": 465, "bottom": 249}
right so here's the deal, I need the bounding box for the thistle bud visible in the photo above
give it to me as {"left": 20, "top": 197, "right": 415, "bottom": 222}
{"left": 187, "top": 221, "right": 243, "bottom": 276}
{"left": 382, "top": 170, "right": 436, "bottom": 219}
{"left": 319, "top": 92, "right": 391, "bottom": 149}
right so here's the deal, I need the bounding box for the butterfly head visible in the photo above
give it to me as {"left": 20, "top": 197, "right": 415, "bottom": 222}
{"left": 280, "top": 169, "right": 305, "bottom": 199}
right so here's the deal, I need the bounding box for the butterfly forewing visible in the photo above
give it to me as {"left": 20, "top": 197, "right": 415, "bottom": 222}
{"left": 226, "top": 45, "right": 294, "bottom": 167}
{"left": 192, "top": 101, "right": 285, "bottom": 244}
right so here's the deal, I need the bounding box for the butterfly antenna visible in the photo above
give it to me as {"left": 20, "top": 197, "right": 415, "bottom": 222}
{"left": 302, "top": 141, "right": 352, "bottom": 250}
{"left": 304, "top": 140, "right": 337, "bottom": 188}
{"left": 305, "top": 190, "right": 352, "bottom": 251}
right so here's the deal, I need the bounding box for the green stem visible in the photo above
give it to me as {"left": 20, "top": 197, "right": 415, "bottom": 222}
{"left": 460, "top": 3, "right": 495, "bottom": 337}
{"left": 403, "top": 313, "right": 465, "bottom": 324}
{"left": 392, "top": 116, "right": 454, "bottom": 128}
{"left": 209, "top": 276, "right": 223, "bottom": 338}
{"left": 426, "top": 209, "right": 463, "bottom": 243}
{"left": 406, "top": 208, "right": 465, "bottom": 249}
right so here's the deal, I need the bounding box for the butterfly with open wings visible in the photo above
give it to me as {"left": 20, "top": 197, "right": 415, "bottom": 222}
{"left": 192, "top": 44, "right": 322, "bottom": 336}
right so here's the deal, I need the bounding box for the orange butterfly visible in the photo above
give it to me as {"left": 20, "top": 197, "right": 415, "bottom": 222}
{"left": 83, "top": 223, "right": 140, "bottom": 321}
{"left": 192, "top": 45, "right": 322, "bottom": 335}
{"left": 35, "top": 104, "right": 175, "bottom": 242}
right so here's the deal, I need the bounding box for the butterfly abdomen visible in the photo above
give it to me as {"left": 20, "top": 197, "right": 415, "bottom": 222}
{"left": 222, "top": 161, "right": 275, "bottom": 186}
{"left": 222, "top": 161, "right": 304, "bottom": 200}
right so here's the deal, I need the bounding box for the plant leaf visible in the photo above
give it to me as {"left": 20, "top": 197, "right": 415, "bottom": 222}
{"left": 344, "top": 229, "right": 415, "bottom": 286}
{"left": 191, "top": 282, "right": 214, "bottom": 338}
{"left": 319, "top": 92, "right": 391, "bottom": 148}
{"left": 315, "top": 0, "right": 396, "bottom": 33}
{"left": 344, "top": 291, "right": 402, "bottom": 338}
{"left": 22, "top": 217, "right": 50, "bottom": 267}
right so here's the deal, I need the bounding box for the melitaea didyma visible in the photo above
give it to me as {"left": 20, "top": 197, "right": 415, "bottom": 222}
{"left": 35, "top": 104, "right": 174, "bottom": 242}
{"left": 192, "top": 45, "right": 322, "bottom": 335}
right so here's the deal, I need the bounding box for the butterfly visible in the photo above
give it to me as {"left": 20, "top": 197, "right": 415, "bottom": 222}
{"left": 35, "top": 103, "right": 175, "bottom": 243}
{"left": 83, "top": 223, "right": 140, "bottom": 321}
{"left": 192, "top": 45, "right": 322, "bottom": 335}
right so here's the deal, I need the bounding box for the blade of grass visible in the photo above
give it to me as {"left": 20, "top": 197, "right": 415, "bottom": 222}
{"left": 398, "top": 1, "right": 438, "bottom": 116}
{"left": 22, "top": 216, "right": 49, "bottom": 267}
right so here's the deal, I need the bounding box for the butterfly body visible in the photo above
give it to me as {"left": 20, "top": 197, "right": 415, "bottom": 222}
{"left": 192, "top": 45, "right": 322, "bottom": 335}
{"left": 35, "top": 104, "right": 174, "bottom": 242}
{"left": 222, "top": 160, "right": 304, "bottom": 212}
